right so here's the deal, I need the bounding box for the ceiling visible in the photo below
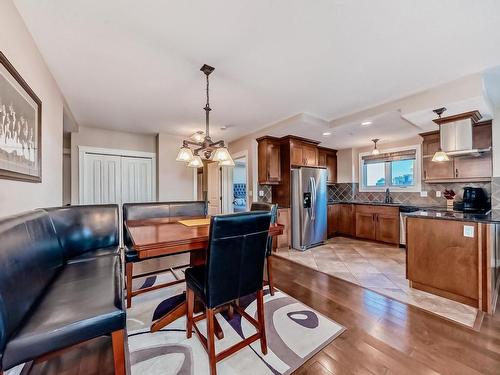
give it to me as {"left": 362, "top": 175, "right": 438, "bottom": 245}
{"left": 13, "top": 0, "right": 500, "bottom": 145}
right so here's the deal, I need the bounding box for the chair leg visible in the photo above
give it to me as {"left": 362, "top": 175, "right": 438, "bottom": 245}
{"left": 267, "top": 255, "right": 275, "bottom": 296}
{"left": 206, "top": 308, "right": 217, "bottom": 375}
{"left": 256, "top": 289, "right": 267, "bottom": 355}
{"left": 111, "top": 329, "right": 126, "bottom": 375}
{"left": 186, "top": 287, "right": 194, "bottom": 338}
{"left": 126, "top": 262, "right": 133, "bottom": 308}
{"left": 227, "top": 303, "right": 234, "bottom": 320}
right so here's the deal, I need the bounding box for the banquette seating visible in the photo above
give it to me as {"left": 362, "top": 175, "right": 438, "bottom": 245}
{"left": 122, "top": 201, "right": 207, "bottom": 307}
{"left": 0, "top": 205, "right": 125, "bottom": 375}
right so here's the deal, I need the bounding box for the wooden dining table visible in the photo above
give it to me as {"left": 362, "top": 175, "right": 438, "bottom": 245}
{"left": 125, "top": 216, "right": 284, "bottom": 335}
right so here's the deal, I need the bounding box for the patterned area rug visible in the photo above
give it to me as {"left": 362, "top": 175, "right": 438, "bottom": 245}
{"left": 127, "top": 271, "right": 345, "bottom": 374}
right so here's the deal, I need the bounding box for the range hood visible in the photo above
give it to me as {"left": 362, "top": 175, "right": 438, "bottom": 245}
{"left": 433, "top": 110, "right": 491, "bottom": 157}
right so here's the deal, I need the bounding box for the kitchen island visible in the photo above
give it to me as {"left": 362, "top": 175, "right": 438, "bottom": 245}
{"left": 405, "top": 210, "right": 500, "bottom": 314}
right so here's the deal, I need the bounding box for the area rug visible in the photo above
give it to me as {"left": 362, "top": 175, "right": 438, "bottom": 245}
{"left": 127, "top": 271, "right": 345, "bottom": 374}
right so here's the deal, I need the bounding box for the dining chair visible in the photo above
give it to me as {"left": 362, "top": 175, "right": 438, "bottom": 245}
{"left": 250, "top": 202, "right": 278, "bottom": 295}
{"left": 185, "top": 211, "right": 272, "bottom": 375}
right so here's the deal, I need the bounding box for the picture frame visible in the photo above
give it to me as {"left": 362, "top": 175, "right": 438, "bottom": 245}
{"left": 0, "top": 51, "right": 42, "bottom": 182}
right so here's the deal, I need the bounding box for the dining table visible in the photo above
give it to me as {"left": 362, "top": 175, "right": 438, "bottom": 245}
{"left": 125, "top": 215, "right": 284, "bottom": 335}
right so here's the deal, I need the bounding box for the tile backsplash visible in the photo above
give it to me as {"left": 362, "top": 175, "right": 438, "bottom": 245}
{"left": 257, "top": 184, "right": 272, "bottom": 203}
{"left": 328, "top": 182, "right": 491, "bottom": 207}
{"left": 259, "top": 182, "right": 492, "bottom": 208}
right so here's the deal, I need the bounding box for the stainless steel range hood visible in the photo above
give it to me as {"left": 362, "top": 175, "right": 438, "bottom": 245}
{"left": 435, "top": 110, "right": 491, "bottom": 157}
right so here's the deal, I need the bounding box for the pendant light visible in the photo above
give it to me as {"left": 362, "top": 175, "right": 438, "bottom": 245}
{"left": 176, "top": 64, "right": 234, "bottom": 167}
{"left": 371, "top": 139, "right": 380, "bottom": 155}
{"left": 431, "top": 107, "right": 449, "bottom": 162}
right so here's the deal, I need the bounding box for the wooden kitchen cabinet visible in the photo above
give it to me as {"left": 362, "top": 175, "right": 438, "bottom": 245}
{"left": 354, "top": 204, "right": 400, "bottom": 244}
{"left": 290, "top": 138, "right": 318, "bottom": 167}
{"left": 355, "top": 211, "right": 376, "bottom": 240}
{"left": 407, "top": 217, "right": 480, "bottom": 307}
{"left": 420, "top": 120, "right": 492, "bottom": 183}
{"left": 257, "top": 136, "right": 281, "bottom": 184}
{"left": 275, "top": 207, "right": 291, "bottom": 249}
{"left": 327, "top": 204, "right": 336, "bottom": 237}
{"left": 376, "top": 212, "right": 400, "bottom": 244}
{"left": 335, "top": 203, "right": 355, "bottom": 236}
{"left": 318, "top": 147, "right": 337, "bottom": 184}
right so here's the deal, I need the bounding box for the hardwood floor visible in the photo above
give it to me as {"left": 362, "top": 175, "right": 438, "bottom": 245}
{"left": 273, "top": 256, "right": 500, "bottom": 375}
{"left": 24, "top": 256, "right": 500, "bottom": 374}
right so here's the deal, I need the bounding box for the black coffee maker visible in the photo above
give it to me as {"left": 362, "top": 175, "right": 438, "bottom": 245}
{"left": 458, "top": 187, "right": 489, "bottom": 212}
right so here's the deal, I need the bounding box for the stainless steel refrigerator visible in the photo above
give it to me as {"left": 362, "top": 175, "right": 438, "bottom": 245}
{"left": 291, "top": 167, "right": 327, "bottom": 251}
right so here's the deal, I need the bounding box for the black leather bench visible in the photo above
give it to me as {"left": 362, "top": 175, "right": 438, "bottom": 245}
{"left": 122, "top": 201, "right": 207, "bottom": 307}
{"left": 0, "top": 205, "right": 126, "bottom": 375}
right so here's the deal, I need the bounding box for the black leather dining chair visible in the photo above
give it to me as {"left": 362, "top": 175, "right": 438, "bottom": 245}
{"left": 250, "top": 202, "right": 278, "bottom": 295}
{"left": 185, "top": 211, "right": 272, "bottom": 375}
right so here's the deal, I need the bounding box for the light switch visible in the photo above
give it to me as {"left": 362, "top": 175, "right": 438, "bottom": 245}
{"left": 463, "top": 225, "right": 474, "bottom": 238}
{"left": 436, "top": 191, "right": 442, "bottom": 198}
{"left": 258, "top": 190, "right": 264, "bottom": 197}
{"left": 420, "top": 191, "right": 428, "bottom": 197}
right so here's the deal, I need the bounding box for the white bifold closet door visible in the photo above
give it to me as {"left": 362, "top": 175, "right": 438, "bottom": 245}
{"left": 82, "top": 153, "right": 122, "bottom": 205}
{"left": 80, "top": 152, "right": 154, "bottom": 205}
{"left": 121, "top": 156, "right": 153, "bottom": 203}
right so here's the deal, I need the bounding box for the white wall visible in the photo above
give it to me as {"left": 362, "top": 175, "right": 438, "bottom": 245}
{"left": 0, "top": 0, "right": 64, "bottom": 217}
{"left": 157, "top": 133, "right": 196, "bottom": 201}
{"left": 70, "top": 125, "right": 157, "bottom": 204}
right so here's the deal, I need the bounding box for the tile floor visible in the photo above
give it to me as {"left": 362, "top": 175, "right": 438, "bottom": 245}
{"left": 275, "top": 236, "right": 479, "bottom": 328}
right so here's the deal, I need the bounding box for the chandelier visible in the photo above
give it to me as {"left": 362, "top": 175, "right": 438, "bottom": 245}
{"left": 176, "top": 64, "right": 234, "bottom": 167}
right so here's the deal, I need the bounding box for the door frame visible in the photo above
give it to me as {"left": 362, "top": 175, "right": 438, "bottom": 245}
{"left": 78, "top": 146, "right": 157, "bottom": 204}
{"left": 222, "top": 150, "right": 249, "bottom": 214}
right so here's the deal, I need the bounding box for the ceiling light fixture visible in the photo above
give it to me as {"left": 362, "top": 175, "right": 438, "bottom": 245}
{"left": 371, "top": 138, "right": 380, "bottom": 155}
{"left": 431, "top": 107, "right": 450, "bottom": 163}
{"left": 322, "top": 131, "right": 331, "bottom": 136}
{"left": 190, "top": 131, "right": 205, "bottom": 143}
{"left": 176, "top": 64, "right": 234, "bottom": 168}
{"left": 361, "top": 121, "right": 372, "bottom": 126}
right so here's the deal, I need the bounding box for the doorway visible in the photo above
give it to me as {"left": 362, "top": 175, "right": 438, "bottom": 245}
{"left": 232, "top": 156, "right": 248, "bottom": 212}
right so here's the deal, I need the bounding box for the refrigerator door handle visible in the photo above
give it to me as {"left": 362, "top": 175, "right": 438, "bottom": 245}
{"left": 310, "top": 177, "right": 316, "bottom": 221}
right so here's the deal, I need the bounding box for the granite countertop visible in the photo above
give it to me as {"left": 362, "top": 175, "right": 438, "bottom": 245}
{"left": 402, "top": 209, "right": 500, "bottom": 224}
{"left": 327, "top": 201, "right": 409, "bottom": 207}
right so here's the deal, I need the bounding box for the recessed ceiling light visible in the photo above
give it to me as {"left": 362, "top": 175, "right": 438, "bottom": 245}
{"left": 361, "top": 121, "right": 372, "bottom": 126}
{"left": 322, "top": 131, "right": 331, "bottom": 136}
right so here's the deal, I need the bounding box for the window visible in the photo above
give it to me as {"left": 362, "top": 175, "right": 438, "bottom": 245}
{"left": 359, "top": 145, "right": 421, "bottom": 192}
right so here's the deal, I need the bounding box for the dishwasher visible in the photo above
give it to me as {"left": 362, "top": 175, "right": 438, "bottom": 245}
{"left": 399, "top": 206, "right": 419, "bottom": 246}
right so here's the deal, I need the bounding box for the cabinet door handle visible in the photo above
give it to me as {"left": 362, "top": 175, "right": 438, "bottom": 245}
{"left": 424, "top": 170, "right": 427, "bottom": 179}
{"left": 455, "top": 168, "right": 459, "bottom": 178}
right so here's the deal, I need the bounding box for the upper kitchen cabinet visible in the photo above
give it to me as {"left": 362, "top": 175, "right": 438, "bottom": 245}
{"left": 287, "top": 136, "right": 320, "bottom": 167}
{"left": 421, "top": 119, "right": 492, "bottom": 183}
{"left": 257, "top": 136, "right": 282, "bottom": 184}
{"left": 318, "top": 147, "right": 338, "bottom": 184}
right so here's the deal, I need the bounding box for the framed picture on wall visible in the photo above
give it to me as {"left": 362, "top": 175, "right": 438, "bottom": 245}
{"left": 0, "top": 51, "right": 42, "bottom": 182}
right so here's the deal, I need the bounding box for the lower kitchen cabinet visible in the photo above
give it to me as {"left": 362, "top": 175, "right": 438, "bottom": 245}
{"left": 355, "top": 211, "right": 376, "bottom": 240}
{"left": 376, "top": 212, "right": 400, "bottom": 244}
{"left": 275, "top": 208, "right": 291, "bottom": 249}
{"left": 327, "top": 203, "right": 354, "bottom": 237}
{"left": 330, "top": 203, "right": 399, "bottom": 244}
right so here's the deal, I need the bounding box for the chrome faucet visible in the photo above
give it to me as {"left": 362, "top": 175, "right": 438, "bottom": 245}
{"left": 385, "top": 188, "right": 393, "bottom": 204}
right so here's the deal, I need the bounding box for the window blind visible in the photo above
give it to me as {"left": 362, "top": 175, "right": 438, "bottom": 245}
{"left": 362, "top": 149, "right": 416, "bottom": 164}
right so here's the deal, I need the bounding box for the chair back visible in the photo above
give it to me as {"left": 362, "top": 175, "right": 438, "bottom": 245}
{"left": 122, "top": 201, "right": 207, "bottom": 246}
{"left": 204, "top": 211, "right": 271, "bottom": 308}
{"left": 250, "top": 202, "right": 278, "bottom": 255}
{"left": 45, "top": 204, "right": 119, "bottom": 259}
{"left": 0, "top": 210, "right": 64, "bottom": 356}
